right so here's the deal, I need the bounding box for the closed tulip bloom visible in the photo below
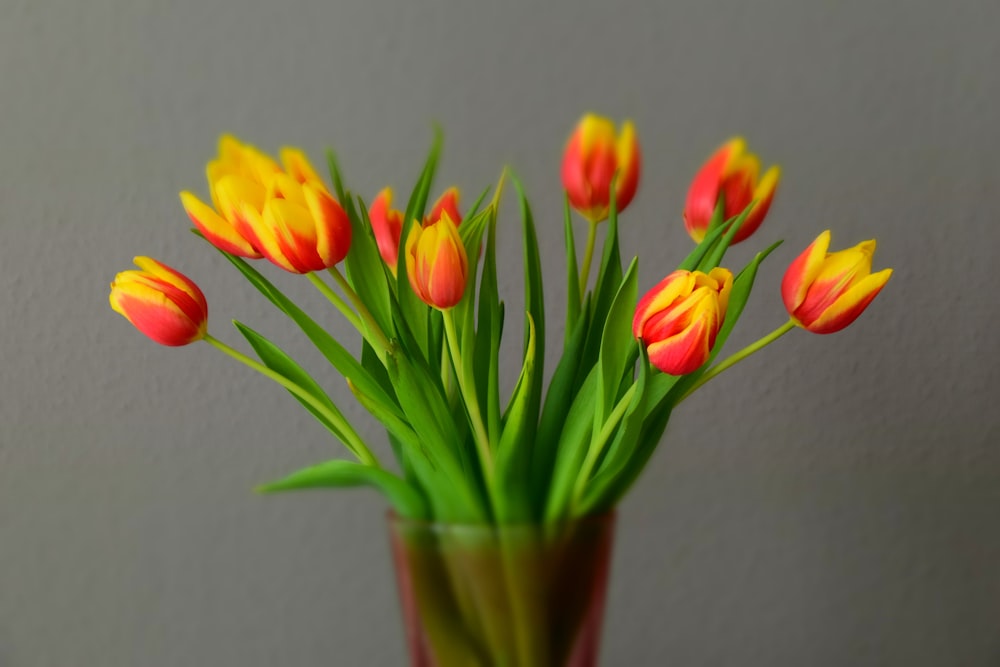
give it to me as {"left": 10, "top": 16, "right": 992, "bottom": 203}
{"left": 405, "top": 212, "right": 468, "bottom": 310}
{"left": 561, "top": 114, "right": 641, "bottom": 223}
{"left": 236, "top": 169, "right": 352, "bottom": 274}
{"left": 633, "top": 268, "right": 733, "bottom": 375}
{"left": 684, "top": 138, "right": 780, "bottom": 244}
{"left": 425, "top": 187, "right": 462, "bottom": 227}
{"left": 369, "top": 187, "right": 405, "bottom": 269}
{"left": 180, "top": 135, "right": 278, "bottom": 258}
{"left": 109, "top": 257, "right": 208, "bottom": 346}
{"left": 781, "top": 230, "right": 892, "bottom": 334}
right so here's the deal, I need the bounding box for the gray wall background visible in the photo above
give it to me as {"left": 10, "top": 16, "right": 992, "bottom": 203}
{"left": 2, "top": 0, "right": 998, "bottom": 665}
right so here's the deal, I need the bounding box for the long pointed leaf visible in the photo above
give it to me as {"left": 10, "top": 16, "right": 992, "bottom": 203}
{"left": 211, "top": 249, "right": 404, "bottom": 424}
{"left": 257, "top": 459, "right": 428, "bottom": 519}
{"left": 233, "top": 321, "right": 369, "bottom": 462}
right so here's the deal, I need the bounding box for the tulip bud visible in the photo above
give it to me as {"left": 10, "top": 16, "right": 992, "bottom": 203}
{"left": 561, "top": 114, "right": 641, "bottom": 223}
{"left": 425, "top": 187, "right": 462, "bottom": 227}
{"left": 405, "top": 212, "right": 468, "bottom": 310}
{"left": 781, "top": 230, "right": 892, "bottom": 334}
{"left": 684, "top": 138, "right": 780, "bottom": 244}
{"left": 633, "top": 268, "right": 733, "bottom": 375}
{"left": 369, "top": 188, "right": 405, "bottom": 270}
{"left": 109, "top": 257, "right": 208, "bottom": 346}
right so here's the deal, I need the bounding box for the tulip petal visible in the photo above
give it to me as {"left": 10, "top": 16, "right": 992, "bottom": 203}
{"left": 110, "top": 283, "right": 204, "bottom": 346}
{"left": 647, "top": 316, "right": 712, "bottom": 376}
{"left": 781, "top": 230, "right": 831, "bottom": 313}
{"left": 370, "top": 187, "right": 403, "bottom": 268}
{"left": 280, "top": 147, "right": 324, "bottom": 186}
{"left": 614, "top": 120, "right": 641, "bottom": 212}
{"left": 804, "top": 268, "right": 892, "bottom": 334}
{"left": 132, "top": 257, "right": 208, "bottom": 317}
{"left": 180, "top": 191, "right": 262, "bottom": 258}
{"left": 632, "top": 271, "right": 695, "bottom": 338}
{"left": 426, "top": 187, "right": 462, "bottom": 226}
{"left": 683, "top": 145, "right": 729, "bottom": 242}
{"left": 265, "top": 198, "right": 323, "bottom": 273}
{"left": 215, "top": 175, "right": 267, "bottom": 225}
{"left": 735, "top": 165, "right": 781, "bottom": 243}
{"left": 303, "top": 184, "right": 351, "bottom": 268}
{"left": 236, "top": 204, "right": 298, "bottom": 273}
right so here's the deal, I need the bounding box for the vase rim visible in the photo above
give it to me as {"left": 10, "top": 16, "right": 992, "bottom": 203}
{"left": 386, "top": 508, "right": 616, "bottom": 532}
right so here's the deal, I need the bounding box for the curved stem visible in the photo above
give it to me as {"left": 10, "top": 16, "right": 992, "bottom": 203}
{"left": 679, "top": 320, "right": 797, "bottom": 402}
{"left": 578, "top": 218, "right": 599, "bottom": 297}
{"left": 442, "top": 309, "right": 494, "bottom": 484}
{"left": 203, "top": 334, "right": 380, "bottom": 468}
{"left": 570, "top": 382, "right": 637, "bottom": 512}
{"left": 328, "top": 266, "right": 392, "bottom": 357}
{"left": 306, "top": 273, "right": 363, "bottom": 333}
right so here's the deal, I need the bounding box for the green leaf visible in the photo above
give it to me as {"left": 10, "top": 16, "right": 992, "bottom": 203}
{"left": 386, "top": 349, "right": 486, "bottom": 522}
{"left": 511, "top": 175, "right": 545, "bottom": 441}
{"left": 579, "top": 345, "right": 652, "bottom": 514}
{"left": 211, "top": 250, "right": 405, "bottom": 426}
{"left": 494, "top": 313, "right": 538, "bottom": 522}
{"left": 233, "top": 321, "right": 368, "bottom": 462}
{"left": 577, "top": 184, "right": 623, "bottom": 385}
{"left": 542, "top": 367, "right": 599, "bottom": 522}
{"left": 563, "top": 193, "right": 581, "bottom": 344}
{"left": 587, "top": 239, "right": 785, "bottom": 512}
{"left": 698, "top": 200, "right": 754, "bottom": 273}
{"left": 345, "top": 197, "right": 394, "bottom": 336}
{"left": 532, "top": 295, "right": 591, "bottom": 513}
{"left": 401, "top": 125, "right": 443, "bottom": 233}
{"left": 463, "top": 184, "right": 493, "bottom": 226}
{"left": 325, "top": 148, "right": 348, "bottom": 206}
{"left": 586, "top": 403, "right": 675, "bottom": 513}
{"left": 474, "top": 208, "right": 503, "bottom": 446}
{"left": 594, "top": 258, "right": 638, "bottom": 427}
{"left": 671, "top": 240, "right": 783, "bottom": 401}
{"left": 257, "top": 459, "right": 428, "bottom": 519}
{"left": 677, "top": 217, "right": 736, "bottom": 272}
{"left": 393, "top": 130, "right": 443, "bottom": 358}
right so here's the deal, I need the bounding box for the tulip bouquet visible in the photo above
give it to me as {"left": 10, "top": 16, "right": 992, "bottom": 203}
{"left": 109, "top": 116, "right": 892, "bottom": 527}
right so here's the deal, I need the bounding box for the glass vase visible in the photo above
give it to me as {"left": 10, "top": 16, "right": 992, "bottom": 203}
{"left": 388, "top": 510, "right": 616, "bottom": 667}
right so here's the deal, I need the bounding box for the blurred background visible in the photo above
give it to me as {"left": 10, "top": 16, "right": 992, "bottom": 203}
{"left": 2, "top": 0, "right": 999, "bottom": 664}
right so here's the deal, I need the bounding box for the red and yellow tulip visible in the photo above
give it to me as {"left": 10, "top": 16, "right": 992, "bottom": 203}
{"left": 234, "top": 148, "right": 352, "bottom": 274}
{"left": 425, "top": 187, "right": 462, "bottom": 227}
{"left": 182, "top": 137, "right": 351, "bottom": 274}
{"left": 180, "top": 135, "right": 277, "bottom": 258}
{"left": 109, "top": 257, "right": 208, "bottom": 346}
{"left": 405, "top": 212, "right": 468, "bottom": 310}
{"left": 683, "top": 137, "right": 780, "bottom": 244}
{"left": 781, "top": 230, "right": 892, "bottom": 334}
{"left": 633, "top": 268, "right": 733, "bottom": 375}
{"left": 369, "top": 187, "right": 405, "bottom": 270}
{"left": 370, "top": 187, "right": 462, "bottom": 272}
{"left": 561, "top": 114, "right": 641, "bottom": 223}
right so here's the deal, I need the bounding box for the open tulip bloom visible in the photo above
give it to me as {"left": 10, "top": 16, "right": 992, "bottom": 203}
{"left": 109, "top": 118, "right": 891, "bottom": 525}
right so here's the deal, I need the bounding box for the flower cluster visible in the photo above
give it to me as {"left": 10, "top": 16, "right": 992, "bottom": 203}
{"left": 109, "top": 115, "right": 892, "bottom": 524}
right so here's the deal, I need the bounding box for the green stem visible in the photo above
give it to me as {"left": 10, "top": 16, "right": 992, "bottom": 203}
{"left": 440, "top": 336, "right": 456, "bottom": 405}
{"left": 577, "top": 218, "right": 599, "bottom": 297}
{"left": 306, "top": 273, "right": 363, "bottom": 333}
{"left": 679, "top": 320, "right": 797, "bottom": 402}
{"left": 442, "top": 310, "right": 494, "bottom": 485}
{"left": 328, "top": 266, "right": 392, "bottom": 357}
{"left": 570, "top": 383, "right": 637, "bottom": 512}
{"left": 203, "top": 334, "right": 380, "bottom": 468}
